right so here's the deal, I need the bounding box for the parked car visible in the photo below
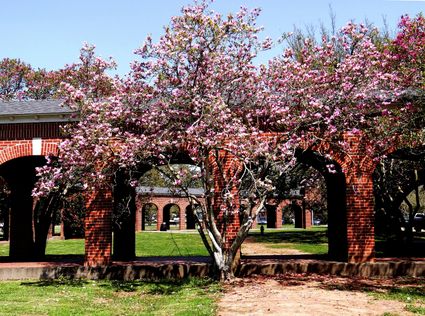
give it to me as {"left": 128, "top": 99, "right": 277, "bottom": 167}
{"left": 313, "top": 218, "right": 321, "bottom": 225}
{"left": 413, "top": 213, "right": 425, "bottom": 232}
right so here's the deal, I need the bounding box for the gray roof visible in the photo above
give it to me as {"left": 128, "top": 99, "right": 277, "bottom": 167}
{"left": 0, "top": 99, "right": 74, "bottom": 116}
{"left": 137, "top": 186, "right": 204, "bottom": 197}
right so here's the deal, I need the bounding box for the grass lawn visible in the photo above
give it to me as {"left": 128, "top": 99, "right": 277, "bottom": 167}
{"left": 0, "top": 231, "right": 209, "bottom": 257}
{"left": 247, "top": 226, "right": 329, "bottom": 255}
{"left": 0, "top": 278, "right": 220, "bottom": 316}
{"left": 0, "top": 226, "right": 329, "bottom": 257}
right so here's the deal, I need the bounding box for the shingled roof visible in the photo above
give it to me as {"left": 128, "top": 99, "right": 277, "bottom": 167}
{"left": 0, "top": 99, "right": 73, "bottom": 116}
{"left": 137, "top": 186, "right": 204, "bottom": 197}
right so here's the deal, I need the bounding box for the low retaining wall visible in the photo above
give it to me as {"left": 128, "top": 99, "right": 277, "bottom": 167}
{"left": 237, "top": 259, "right": 425, "bottom": 278}
{"left": 0, "top": 257, "right": 212, "bottom": 281}
{"left": 0, "top": 257, "right": 424, "bottom": 280}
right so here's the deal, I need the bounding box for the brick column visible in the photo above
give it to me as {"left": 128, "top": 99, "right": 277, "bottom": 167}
{"left": 84, "top": 187, "right": 112, "bottom": 266}
{"left": 342, "top": 133, "right": 376, "bottom": 263}
{"left": 135, "top": 196, "right": 142, "bottom": 232}
{"left": 211, "top": 151, "right": 241, "bottom": 250}
{"left": 275, "top": 204, "right": 283, "bottom": 229}
{"left": 345, "top": 171, "right": 375, "bottom": 262}
{"left": 156, "top": 206, "right": 163, "bottom": 231}
{"left": 304, "top": 209, "right": 312, "bottom": 228}
{"left": 179, "top": 204, "right": 186, "bottom": 230}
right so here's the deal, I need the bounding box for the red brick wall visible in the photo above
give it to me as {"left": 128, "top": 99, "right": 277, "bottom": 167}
{"left": 135, "top": 195, "right": 199, "bottom": 231}
{"left": 339, "top": 133, "right": 376, "bottom": 262}
{"left": 0, "top": 139, "right": 60, "bottom": 165}
{"left": 211, "top": 150, "right": 241, "bottom": 249}
{"left": 84, "top": 187, "right": 113, "bottom": 266}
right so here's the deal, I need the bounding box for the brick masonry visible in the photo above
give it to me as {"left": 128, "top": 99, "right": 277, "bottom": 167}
{"left": 84, "top": 188, "right": 113, "bottom": 266}
{"left": 135, "top": 195, "right": 198, "bottom": 231}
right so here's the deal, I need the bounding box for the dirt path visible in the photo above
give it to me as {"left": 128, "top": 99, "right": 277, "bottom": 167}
{"left": 218, "top": 275, "right": 420, "bottom": 316}
{"left": 241, "top": 237, "right": 304, "bottom": 256}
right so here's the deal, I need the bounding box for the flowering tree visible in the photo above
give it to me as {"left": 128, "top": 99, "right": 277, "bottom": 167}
{"left": 30, "top": 44, "right": 118, "bottom": 257}
{"left": 35, "top": 2, "right": 424, "bottom": 279}
{"left": 263, "top": 19, "right": 421, "bottom": 165}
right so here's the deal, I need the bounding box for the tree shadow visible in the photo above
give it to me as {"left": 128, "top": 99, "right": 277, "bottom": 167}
{"left": 271, "top": 273, "right": 425, "bottom": 295}
{"left": 98, "top": 278, "right": 217, "bottom": 294}
{"left": 375, "top": 236, "right": 425, "bottom": 258}
{"left": 21, "top": 278, "right": 88, "bottom": 287}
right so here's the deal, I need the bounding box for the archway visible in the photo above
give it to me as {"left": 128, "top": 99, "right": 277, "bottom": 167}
{"left": 163, "top": 204, "right": 180, "bottom": 230}
{"left": 266, "top": 204, "right": 277, "bottom": 228}
{"left": 373, "top": 152, "right": 425, "bottom": 258}
{"left": 142, "top": 203, "right": 158, "bottom": 231}
{"left": 185, "top": 204, "right": 197, "bottom": 229}
{"left": 0, "top": 155, "right": 48, "bottom": 259}
{"left": 294, "top": 149, "right": 346, "bottom": 261}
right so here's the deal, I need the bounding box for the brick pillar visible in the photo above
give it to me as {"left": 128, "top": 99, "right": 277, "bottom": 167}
{"left": 304, "top": 209, "right": 312, "bottom": 228}
{"left": 211, "top": 151, "right": 241, "bottom": 250}
{"left": 345, "top": 171, "right": 375, "bottom": 262}
{"left": 84, "top": 187, "right": 112, "bottom": 266}
{"left": 156, "top": 206, "right": 163, "bottom": 231}
{"left": 179, "top": 204, "right": 185, "bottom": 230}
{"left": 135, "top": 196, "right": 142, "bottom": 232}
{"left": 275, "top": 203, "right": 283, "bottom": 229}
{"left": 342, "top": 132, "right": 376, "bottom": 262}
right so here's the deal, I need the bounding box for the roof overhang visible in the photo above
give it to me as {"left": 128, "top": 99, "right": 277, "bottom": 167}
{"left": 0, "top": 112, "right": 77, "bottom": 124}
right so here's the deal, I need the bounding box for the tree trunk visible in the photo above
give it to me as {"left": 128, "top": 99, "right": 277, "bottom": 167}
{"left": 213, "top": 248, "right": 236, "bottom": 281}
{"left": 33, "top": 194, "right": 59, "bottom": 258}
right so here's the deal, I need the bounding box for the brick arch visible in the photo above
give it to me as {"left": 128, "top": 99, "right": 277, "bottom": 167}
{"left": 136, "top": 196, "right": 192, "bottom": 231}
{"left": 0, "top": 139, "right": 60, "bottom": 166}
{"left": 140, "top": 202, "right": 159, "bottom": 231}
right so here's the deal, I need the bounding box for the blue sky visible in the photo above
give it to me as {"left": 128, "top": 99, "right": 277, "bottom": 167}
{"left": 0, "top": 0, "right": 424, "bottom": 75}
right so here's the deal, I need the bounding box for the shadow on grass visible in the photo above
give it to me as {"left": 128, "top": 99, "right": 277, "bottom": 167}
{"left": 248, "top": 229, "right": 328, "bottom": 244}
{"left": 20, "top": 277, "right": 218, "bottom": 295}
{"left": 21, "top": 278, "right": 89, "bottom": 287}
{"left": 375, "top": 236, "right": 425, "bottom": 258}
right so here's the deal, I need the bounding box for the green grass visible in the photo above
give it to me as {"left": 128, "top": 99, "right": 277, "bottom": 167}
{"left": 0, "top": 227, "right": 327, "bottom": 257}
{"left": 135, "top": 232, "right": 209, "bottom": 257}
{"left": 0, "top": 231, "right": 209, "bottom": 257}
{"left": 268, "top": 242, "right": 328, "bottom": 254}
{"left": 248, "top": 226, "right": 328, "bottom": 255}
{"left": 0, "top": 278, "right": 220, "bottom": 315}
{"left": 370, "top": 285, "right": 425, "bottom": 315}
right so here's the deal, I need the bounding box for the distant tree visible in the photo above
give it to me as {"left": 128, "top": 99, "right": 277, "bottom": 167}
{"left": 0, "top": 58, "right": 32, "bottom": 100}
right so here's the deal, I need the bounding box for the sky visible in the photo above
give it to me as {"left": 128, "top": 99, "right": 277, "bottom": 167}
{"left": 0, "top": 0, "right": 424, "bottom": 75}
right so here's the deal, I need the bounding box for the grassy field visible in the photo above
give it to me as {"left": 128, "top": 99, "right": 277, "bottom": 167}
{"left": 0, "top": 231, "right": 209, "bottom": 257}
{"left": 247, "top": 225, "right": 329, "bottom": 254}
{"left": 0, "top": 227, "right": 328, "bottom": 257}
{"left": 0, "top": 278, "right": 220, "bottom": 315}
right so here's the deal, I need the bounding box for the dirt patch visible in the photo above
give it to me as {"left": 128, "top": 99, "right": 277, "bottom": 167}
{"left": 241, "top": 237, "right": 304, "bottom": 256}
{"left": 218, "top": 275, "right": 419, "bottom": 316}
